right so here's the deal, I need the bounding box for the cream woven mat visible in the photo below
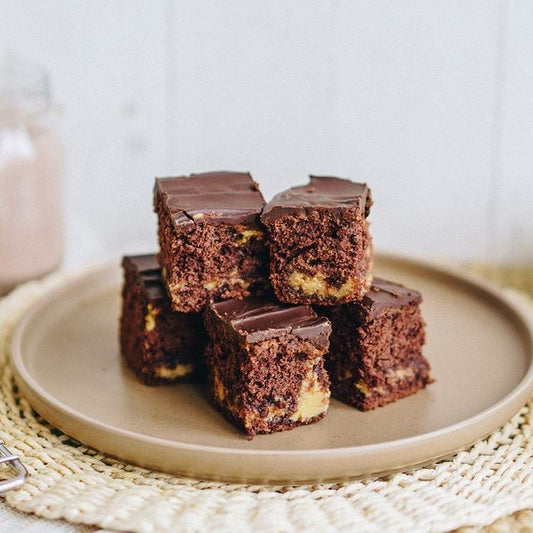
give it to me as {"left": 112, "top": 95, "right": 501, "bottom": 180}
{"left": 0, "top": 268, "right": 532, "bottom": 533}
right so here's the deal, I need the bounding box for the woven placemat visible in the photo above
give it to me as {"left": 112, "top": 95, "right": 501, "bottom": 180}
{"left": 0, "top": 267, "right": 532, "bottom": 533}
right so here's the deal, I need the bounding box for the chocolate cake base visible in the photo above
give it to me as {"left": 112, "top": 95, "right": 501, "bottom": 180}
{"left": 120, "top": 255, "right": 205, "bottom": 385}
{"left": 323, "top": 278, "right": 432, "bottom": 410}
{"left": 261, "top": 176, "right": 373, "bottom": 306}
{"left": 154, "top": 172, "right": 269, "bottom": 312}
{"left": 204, "top": 298, "right": 332, "bottom": 437}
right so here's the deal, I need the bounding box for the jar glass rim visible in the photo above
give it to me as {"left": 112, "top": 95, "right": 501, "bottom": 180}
{"left": 0, "top": 56, "right": 50, "bottom": 116}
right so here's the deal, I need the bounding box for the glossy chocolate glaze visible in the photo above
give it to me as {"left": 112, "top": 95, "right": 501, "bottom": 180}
{"left": 154, "top": 171, "right": 265, "bottom": 228}
{"left": 122, "top": 254, "right": 166, "bottom": 301}
{"left": 210, "top": 297, "right": 331, "bottom": 346}
{"left": 363, "top": 278, "right": 422, "bottom": 317}
{"left": 261, "top": 176, "right": 371, "bottom": 223}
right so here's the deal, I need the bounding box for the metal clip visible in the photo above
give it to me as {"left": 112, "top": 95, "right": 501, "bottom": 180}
{"left": 0, "top": 440, "right": 27, "bottom": 493}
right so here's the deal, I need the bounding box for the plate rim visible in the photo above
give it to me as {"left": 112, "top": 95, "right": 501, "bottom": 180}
{"left": 9, "top": 254, "right": 533, "bottom": 462}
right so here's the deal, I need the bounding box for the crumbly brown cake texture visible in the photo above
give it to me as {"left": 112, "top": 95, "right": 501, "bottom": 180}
{"left": 154, "top": 171, "right": 269, "bottom": 313}
{"left": 120, "top": 170, "right": 433, "bottom": 431}
{"left": 204, "top": 297, "right": 332, "bottom": 437}
{"left": 323, "top": 278, "right": 432, "bottom": 410}
{"left": 260, "top": 176, "right": 373, "bottom": 306}
{"left": 120, "top": 254, "right": 206, "bottom": 385}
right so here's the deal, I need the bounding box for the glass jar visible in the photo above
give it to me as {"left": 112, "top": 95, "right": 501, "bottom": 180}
{"left": 0, "top": 58, "right": 63, "bottom": 294}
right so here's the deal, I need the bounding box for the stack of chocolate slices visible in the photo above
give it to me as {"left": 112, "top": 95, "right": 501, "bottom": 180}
{"left": 120, "top": 171, "right": 432, "bottom": 437}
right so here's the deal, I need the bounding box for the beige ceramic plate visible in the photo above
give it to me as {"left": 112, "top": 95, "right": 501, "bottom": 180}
{"left": 10, "top": 254, "right": 533, "bottom": 484}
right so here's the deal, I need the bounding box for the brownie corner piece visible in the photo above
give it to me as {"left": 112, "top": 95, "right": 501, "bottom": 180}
{"left": 260, "top": 175, "right": 373, "bottom": 306}
{"left": 120, "top": 254, "right": 205, "bottom": 385}
{"left": 153, "top": 171, "right": 268, "bottom": 312}
{"left": 204, "top": 298, "right": 331, "bottom": 437}
{"left": 324, "top": 278, "right": 432, "bottom": 410}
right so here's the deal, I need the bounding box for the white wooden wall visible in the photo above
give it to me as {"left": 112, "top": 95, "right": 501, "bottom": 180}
{"left": 1, "top": 1, "right": 531, "bottom": 266}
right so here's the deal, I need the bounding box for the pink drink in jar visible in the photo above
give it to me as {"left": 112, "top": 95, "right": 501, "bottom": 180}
{"left": 0, "top": 59, "right": 63, "bottom": 294}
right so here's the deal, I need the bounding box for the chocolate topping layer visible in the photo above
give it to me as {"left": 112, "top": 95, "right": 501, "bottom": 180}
{"left": 363, "top": 278, "right": 422, "bottom": 317}
{"left": 121, "top": 254, "right": 165, "bottom": 301}
{"left": 210, "top": 297, "right": 331, "bottom": 346}
{"left": 154, "top": 171, "right": 265, "bottom": 227}
{"left": 261, "top": 176, "right": 371, "bottom": 223}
